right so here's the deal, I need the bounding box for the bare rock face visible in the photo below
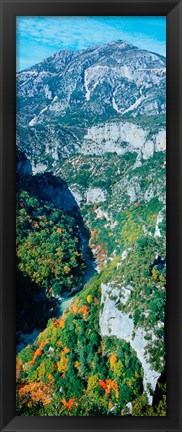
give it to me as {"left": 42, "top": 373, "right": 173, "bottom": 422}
{"left": 86, "top": 188, "right": 106, "bottom": 203}
{"left": 16, "top": 40, "right": 166, "bottom": 166}
{"left": 17, "top": 41, "right": 166, "bottom": 126}
{"left": 80, "top": 121, "right": 165, "bottom": 159}
{"left": 99, "top": 283, "right": 161, "bottom": 404}
{"left": 154, "top": 210, "right": 164, "bottom": 238}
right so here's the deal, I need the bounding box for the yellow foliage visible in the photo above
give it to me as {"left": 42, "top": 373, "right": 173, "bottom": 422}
{"left": 74, "top": 360, "right": 80, "bottom": 370}
{"left": 113, "top": 359, "right": 124, "bottom": 378}
{"left": 86, "top": 295, "right": 92, "bottom": 304}
{"left": 151, "top": 267, "right": 159, "bottom": 282}
{"left": 57, "top": 354, "right": 68, "bottom": 373}
{"left": 87, "top": 374, "right": 99, "bottom": 392}
{"left": 63, "top": 265, "right": 71, "bottom": 274}
{"left": 37, "top": 361, "right": 46, "bottom": 381}
{"left": 121, "top": 214, "right": 143, "bottom": 246}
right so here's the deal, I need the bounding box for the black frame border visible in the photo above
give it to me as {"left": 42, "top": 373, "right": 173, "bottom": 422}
{"left": 0, "top": 0, "right": 181, "bottom": 431}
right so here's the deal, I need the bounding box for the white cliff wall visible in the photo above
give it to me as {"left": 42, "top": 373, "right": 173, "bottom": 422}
{"left": 99, "top": 283, "right": 160, "bottom": 405}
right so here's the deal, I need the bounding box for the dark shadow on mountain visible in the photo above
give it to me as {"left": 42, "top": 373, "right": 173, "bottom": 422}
{"left": 152, "top": 368, "right": 166, "bottom": 409}
{"left": 152, "top": 305, "right": 166, "bottom": 409}
{"left": 17, "top": 169, "right": 96, "bottom": 281}
{"left": 16, "top": 269, "right": 60, "bottom": 352}
{"left": 149, "top": 255, "right": 166, "bottom": 275}
{"left": 16, "top": 152, "right": 96, "bottom": 348}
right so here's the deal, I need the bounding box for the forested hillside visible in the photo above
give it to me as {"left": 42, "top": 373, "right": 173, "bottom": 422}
{"left": 16, "top": 40, "right": 166, "bottom": 416}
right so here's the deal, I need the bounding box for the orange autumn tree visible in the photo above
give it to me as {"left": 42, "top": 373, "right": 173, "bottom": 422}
{"left": 48, "top": 374, "right": 54, "bottom": 382}
{"left": 70, "top": 300, "right": 89, "bottom": 318}
{"left": 59, "top": 316, "right": 65, "bottom": 329}
{"left": 67, "top": 398, "right": 75, "bottom": 410}
{"left": 78, "top": 305, "right": 89, "bottom": 318}
{"left": 99, "top": 379, "right": 119, "bottom": 401}
{"left": 31, "top": 340, "right": 47, "bottom": 365}
{"left": 109, "top": 353, "right": 117, "bottom": 371}
{"left": 56, "top": 227, "right": 63, "bottom": 234}
{"left": 70, "top": 298, "right": 79, "bottom": 314}
{"left": 63, "top": 346, "right": 70, "bottom": 354}
{"left": 62, "top": 397, "right": 75, "bottom": 410}
{"left": 16, "top": 357, "right": 22, "bottom": 380}
{"left": 18, "top": 382, "right": 52, "bottom": 407}
{"left": 99, "top": 380, "right": 107, "bottom": 391}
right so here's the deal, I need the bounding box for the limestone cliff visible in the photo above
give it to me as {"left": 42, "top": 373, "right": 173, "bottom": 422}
{"left": 99, "top": 283, "right": 161, "bottom": 404}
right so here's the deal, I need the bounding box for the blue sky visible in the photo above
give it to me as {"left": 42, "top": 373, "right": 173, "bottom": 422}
{"left": 16, "top": 16, "right": 166, "bottom": 72}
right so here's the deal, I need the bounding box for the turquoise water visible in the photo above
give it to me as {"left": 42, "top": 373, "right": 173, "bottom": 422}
{"left": 59, "top": 292, "right": 79, "bottom": 314}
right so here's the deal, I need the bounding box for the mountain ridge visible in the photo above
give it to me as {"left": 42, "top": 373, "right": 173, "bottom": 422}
{"left": 16, "top": 39, "right": 165, "bottom": 76}
{"left": 16, "top": 40, "right": 166, "bottom": 416}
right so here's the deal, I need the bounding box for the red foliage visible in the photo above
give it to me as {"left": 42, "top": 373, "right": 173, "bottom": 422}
{"left": 31, "top": 341, "right": 47, "bottom": 364}
{"left": 78, "top": 305, "right": 89, "bottom": 318}
{"left": 61, "top": 397, "right": 75, "bottom": 410}
{"left": 99, "top": 379, "right": 119, "bottom": 400}
{"left": 99, "top": 380, "right": 107, "bottom": 390}
{"left": 67, "top": 397, "right": 75, "bottom": 410}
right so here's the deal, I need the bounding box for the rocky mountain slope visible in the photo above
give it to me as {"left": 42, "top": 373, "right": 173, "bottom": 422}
{"left": 16, "top": 41, "right": 166, "bottom": 415}
{"left": 16, "top": 40, "right": 166, "bottom": 170}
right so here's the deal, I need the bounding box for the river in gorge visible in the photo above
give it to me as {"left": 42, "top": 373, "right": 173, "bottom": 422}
{"left": 16, "top": 238, "right": 96, "bottom": 353}
{"left": 16, "top": 289, "right": 80, "bottom": 354}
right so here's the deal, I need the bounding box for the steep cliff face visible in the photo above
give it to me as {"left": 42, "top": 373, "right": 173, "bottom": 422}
{"left": 99, "top": 283, "right": 161, "bottom": 405}
{"left": 80, "top": 121, "right": 165, "bottom": 158}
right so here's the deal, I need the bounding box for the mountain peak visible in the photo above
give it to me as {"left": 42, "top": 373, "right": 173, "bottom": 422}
{"left": 105, "top": 39, "right": 136, "bottom": 49}
{"left": 16, "top": 39, "right": 166, "bottom": 155}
